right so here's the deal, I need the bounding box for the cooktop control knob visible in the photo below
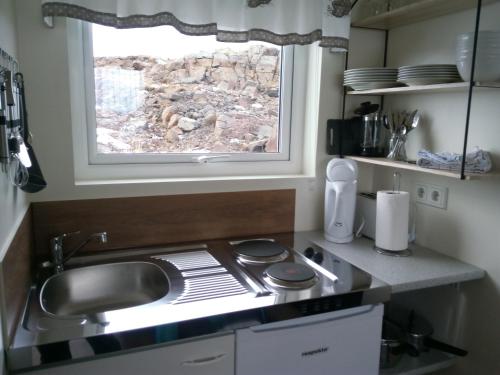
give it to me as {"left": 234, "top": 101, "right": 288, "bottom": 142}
{"left": 304, "top": 247, "right": 315, "bottom": 258}
{"left": 312, "top": 252, "right": 324, "bottom": 264}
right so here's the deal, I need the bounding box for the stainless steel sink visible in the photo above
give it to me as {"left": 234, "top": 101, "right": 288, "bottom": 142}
{"left": 40, "top": 262, "right": 169, "bottom": 317}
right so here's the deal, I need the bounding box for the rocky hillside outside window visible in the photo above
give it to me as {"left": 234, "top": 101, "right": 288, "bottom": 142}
{"left": 83, "top": 24, "right": 294, "bottom": 164}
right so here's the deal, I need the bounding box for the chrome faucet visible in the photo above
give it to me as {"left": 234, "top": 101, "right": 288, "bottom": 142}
{"left": 50, "top": 231, "right": 108, "bottom": 274}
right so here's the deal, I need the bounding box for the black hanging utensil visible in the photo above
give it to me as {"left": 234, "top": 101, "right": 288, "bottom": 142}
{"left": 14, "top": 73, "right": 47, "bottom": 193}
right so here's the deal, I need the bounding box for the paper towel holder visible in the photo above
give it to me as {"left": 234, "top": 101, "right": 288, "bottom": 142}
{"left": 373, "top": 183, "right": 412, "bottom": 257}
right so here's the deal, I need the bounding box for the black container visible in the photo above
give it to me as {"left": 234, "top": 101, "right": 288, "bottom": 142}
{"left": 326, "top": 118, "right": 362, "bottom": 156}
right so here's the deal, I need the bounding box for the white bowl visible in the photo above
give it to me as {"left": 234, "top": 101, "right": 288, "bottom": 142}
{"left": 456, "top": 58, "right": 500, "bottom": 81}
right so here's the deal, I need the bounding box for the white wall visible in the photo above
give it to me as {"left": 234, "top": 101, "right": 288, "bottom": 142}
{"left": 369, "top": 3, "right": 500, "bottom": 374}
{"left": 0, "top": 0, "right": 29, "bottom": 256}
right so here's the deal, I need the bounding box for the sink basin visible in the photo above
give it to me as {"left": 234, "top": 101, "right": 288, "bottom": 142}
{"left": 40, "top": 262, "right": 169, "bottom": 316}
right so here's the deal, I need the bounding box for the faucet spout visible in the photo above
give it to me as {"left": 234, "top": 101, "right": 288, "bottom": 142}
{"left": 50, "top": 231, "right": 108, "bottom": 274}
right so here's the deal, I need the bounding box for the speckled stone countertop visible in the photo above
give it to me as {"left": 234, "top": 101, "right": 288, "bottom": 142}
{"left": 304, "top": 231, "right": 485, "bottom": 293}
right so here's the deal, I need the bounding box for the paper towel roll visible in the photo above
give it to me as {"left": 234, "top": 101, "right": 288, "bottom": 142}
{"left": 375, "top": 190, "right": 410, "bottom": 251}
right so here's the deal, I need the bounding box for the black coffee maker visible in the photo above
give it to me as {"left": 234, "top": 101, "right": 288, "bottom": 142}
{"left": 326, "top": 102, "right": 385, "bottom": 157}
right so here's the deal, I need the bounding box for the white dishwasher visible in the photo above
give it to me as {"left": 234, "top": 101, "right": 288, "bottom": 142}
{"left": 236, "top": 304, "right": 383, "bottom": 375}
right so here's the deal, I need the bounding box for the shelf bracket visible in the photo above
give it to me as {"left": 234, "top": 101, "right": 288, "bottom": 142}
{"left": 460, "top": 0, "right": 482, "bottom": 180}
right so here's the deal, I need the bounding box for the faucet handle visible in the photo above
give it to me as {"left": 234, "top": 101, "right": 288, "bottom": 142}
{"left": 51, "top": 231, "right": 81, "bottom": 246}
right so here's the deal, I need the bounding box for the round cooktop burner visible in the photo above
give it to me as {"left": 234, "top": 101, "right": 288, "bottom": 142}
{"left": 234, "top": 240, "right": 288, "bottom": 264}
{"left": 264, "top": 262, "right": 317, "bottom": 289}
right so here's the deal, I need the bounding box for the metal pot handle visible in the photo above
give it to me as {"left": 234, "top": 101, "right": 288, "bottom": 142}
{"left": 425, "top": 337, "right": 468, "bottom": 357}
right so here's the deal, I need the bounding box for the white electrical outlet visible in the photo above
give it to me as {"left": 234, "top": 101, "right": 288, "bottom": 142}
{"left": 415, "top": 183, "right": 428, "bottom": 204}
{"left": 428, "top": 184, "right": 448, "bottom": 209}
{"left": 414, "top": 183, "right": 448, "bottom": 209}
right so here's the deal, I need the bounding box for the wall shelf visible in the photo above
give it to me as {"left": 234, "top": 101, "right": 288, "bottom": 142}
{"left": 351, "top": 0, "right": 499, "bottom": 30}
{"left": 346, "top": 82, "right": 500, "bottom": 96}
{"left": 380, "top": 350, "right": 456, "bottom": 375}
{"left": 346, "top": 156, "right": 495, "bottom": 180}
{"left": 347, "top": 82, "right": 467, "bottom": 95}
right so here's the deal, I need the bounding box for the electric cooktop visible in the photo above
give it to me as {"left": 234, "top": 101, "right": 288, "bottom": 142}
{"left": 229, "top": 233, "right": 389, "bottom": 304}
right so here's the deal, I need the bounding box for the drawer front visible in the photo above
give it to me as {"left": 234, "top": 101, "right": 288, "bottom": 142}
{"left": 236, "top": 305, "right": 383, "bottom": 375}
{"left": 30, "top": 334, "right": 235, "bottom": 375}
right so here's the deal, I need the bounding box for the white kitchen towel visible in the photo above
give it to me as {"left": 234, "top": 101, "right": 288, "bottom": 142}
{"left": 416, "top": 147, "right": 492, "bottom": 173}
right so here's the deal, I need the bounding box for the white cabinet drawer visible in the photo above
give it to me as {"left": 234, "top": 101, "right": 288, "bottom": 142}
{"left": 236, "top": 304, "right": 383, "bottom": 375}
{"left": 30, "top": 333, "right": 235, "bottom": 375}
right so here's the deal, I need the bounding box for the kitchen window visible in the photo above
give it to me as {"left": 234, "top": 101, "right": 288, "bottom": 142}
{"left": 68, "top": 20, "right": 317, "bottom": 181}
{"left": 82, "top": 23, "right": 294, "bottom": 165}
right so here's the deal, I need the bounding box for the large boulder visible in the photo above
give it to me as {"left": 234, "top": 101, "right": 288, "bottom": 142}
{"left": 256, "top": 55, "right": 278, "bottom": 73}
{"left": 211, "top": 67, "right": 239, "bottom": 85}
{"left": 168, "top": 69, "right": 189, "bottom": 83}
{"left": 212, "top": 52, "right": 231, "bottom": 67}
{"left": 214, "top": 114, "right": 232, "bottom": 138}
{"left": 188, "top": 66, "right": 207, "bottom": 83}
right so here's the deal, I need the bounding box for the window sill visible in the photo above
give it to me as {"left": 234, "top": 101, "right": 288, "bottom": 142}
{"left": 75, "top": 173, "right": 316, "bottom": 186}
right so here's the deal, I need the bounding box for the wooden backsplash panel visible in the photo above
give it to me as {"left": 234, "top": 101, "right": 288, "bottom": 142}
{"left": 1, "top": 208, "right": 34, "bottom": 344}
{"left": 32, "top": 189, "right": 295, "bottom": 260}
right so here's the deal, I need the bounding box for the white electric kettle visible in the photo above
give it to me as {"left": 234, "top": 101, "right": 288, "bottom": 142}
{"left": 324, "top": 158, "right": 358, "bottom": 243}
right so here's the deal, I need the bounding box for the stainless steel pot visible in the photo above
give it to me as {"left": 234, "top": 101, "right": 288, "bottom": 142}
{"left": 405, "top": 310, "right": 468, "bottom": 357}
{"left": 387, "top": 308, "right": 468, "bottom": 358}
{"left": 380, "top": 319, "right": 405, "bottom": 368}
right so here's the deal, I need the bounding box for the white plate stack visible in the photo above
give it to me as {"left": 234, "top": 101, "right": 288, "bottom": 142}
{"left": 397, "top": 65, "right": 462, "bottom": 86}
{"left": 456, "top": 31, "right": 500, "bottom": 82}
{"left": 343, "top": 68, "right": 399, "bottom": 91}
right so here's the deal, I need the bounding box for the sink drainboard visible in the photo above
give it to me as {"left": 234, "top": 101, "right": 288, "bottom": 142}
{"left": 153, "top": 251, "right": 250, "bottom": 304}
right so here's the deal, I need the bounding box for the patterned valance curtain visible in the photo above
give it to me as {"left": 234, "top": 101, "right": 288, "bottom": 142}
{"left": 41, "top": 0, "right": 352, "bottom": 49}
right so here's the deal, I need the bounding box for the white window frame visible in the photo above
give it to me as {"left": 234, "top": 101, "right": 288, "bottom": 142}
{"left": 67, "top": 20, "right": 316, "bottom": 182}
{"left": 83, "top": 23, "right": 293, "bottom": 164}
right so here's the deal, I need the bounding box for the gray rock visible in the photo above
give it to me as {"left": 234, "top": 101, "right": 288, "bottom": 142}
{"left": 247, "top": 139, "right": 267, "bottom": 152}
{"left": 167, "top": 113, "right": 181, "bottom": 129}
{"left": 242, "top": 84, "right": 258, "bottom": 97}
{"left": 178, "top": 117, "right": 200, "bottom": 132}
{"left": 214, "top": 114, "right": 232, "bottom": 137}
{"left": 161, "top": 105, "right": 176, "bottom": 126}
{"left": 256, "top": 55, "right": 278, "bottom": 73}
{"left": 168, "top": 69, "right": 188, "bottom": 83}
{"left": 258, "top": 125, "right": 273, "bottom": 139}
{"left": 212, "top": 67, "right": 239, "bottom": 84}
{"left": 166, "top": 127, "right": 182, "bottom": 143}
{"left": 97, "top": 128, "right": 132, "bottom": 151}
{"left": 203, "top": 111, "right": 217, "bottom": 127}
{"left": 212, "top": 52, "right": 230, "bottom": 67}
